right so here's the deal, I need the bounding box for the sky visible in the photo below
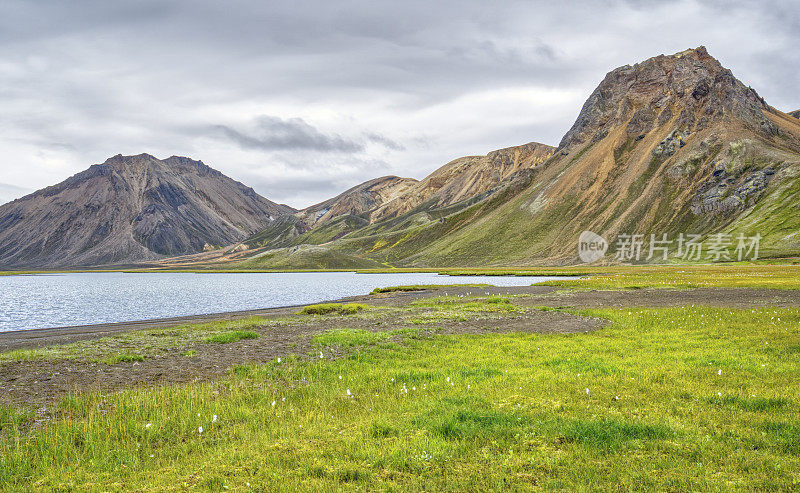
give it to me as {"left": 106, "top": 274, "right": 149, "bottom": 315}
{"left": 0, "top": 0, "right": 798, "bottom": 208}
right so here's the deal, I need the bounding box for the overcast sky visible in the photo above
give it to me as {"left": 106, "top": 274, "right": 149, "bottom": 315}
{"left": 0, "top": 0, "right": 797, "bottom": 208}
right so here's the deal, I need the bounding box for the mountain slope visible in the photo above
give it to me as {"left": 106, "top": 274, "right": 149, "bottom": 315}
{"left": 791, "top": 109, "right": 800, "bottom": 119}
{"left": 231, "top": 47, "right": 800, "bottom": 268}
{"left": 370, "top": 142, "right": 554, "bottom": 221}
{"left": 0, "top": 154, "right": 294, "bottom": 268}
{"left": 236, "top": 142, "right": 553, "bottom": 254}
{"left": 301, "top": 176, "right": 419, "bottom": 228}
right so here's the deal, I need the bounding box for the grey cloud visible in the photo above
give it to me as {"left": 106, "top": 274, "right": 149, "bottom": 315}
{"left": 206, "top": 116, "right": 404, "bottom": 153}
{"left": 212, "top": 116, "right": 364, "bottom": 153}
{"left": 364, "top": 133, "right": 405, "bottom": 151}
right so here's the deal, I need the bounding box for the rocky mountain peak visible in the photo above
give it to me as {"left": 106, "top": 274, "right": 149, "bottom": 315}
{"left": 102, "top": 153, "right": 158, "bottom": 170}
{"left": 558, "top": 46, "right": 775, "bottom": 150}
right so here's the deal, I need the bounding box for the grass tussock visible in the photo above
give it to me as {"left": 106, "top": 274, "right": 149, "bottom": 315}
{"left": 204, "top": 330, "right": 259, "bottom": 344}
{"left": 370, "top": 284, "right": 487, "bottom": 295}
{"left": 298, "top": 303, "right": 368, "bottom": 315}
{"left": 486, "top": 296, "right": 511, "bottom": 304}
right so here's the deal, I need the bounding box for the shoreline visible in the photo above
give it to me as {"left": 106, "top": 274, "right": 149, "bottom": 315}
{"left": 4, "top": 283, "right": 800, "bottom": 353}
{"left": 0, "top": 273, "right": 577, "bottom": 340}
{"left": 0, "top": 287, "right": 452, "bottom": 351}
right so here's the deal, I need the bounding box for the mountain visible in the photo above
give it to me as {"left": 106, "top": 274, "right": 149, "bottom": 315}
{"left": 791, "top": 110, "right": 800, "bottom": 119}
{"left": 227, "top": 46, "right": 800, "bottom": 268}
{"left": 0, "top": 154, "right": 295, "bottom": 268}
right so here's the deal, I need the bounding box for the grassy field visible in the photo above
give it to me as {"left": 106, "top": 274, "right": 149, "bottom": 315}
{"left": 0, "top": 301, "right": 798, "bottom": 490}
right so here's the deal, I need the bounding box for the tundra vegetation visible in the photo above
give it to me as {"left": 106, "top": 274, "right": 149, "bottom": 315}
{"left": 0, "top": 266, "right": 798, "bottom": 490}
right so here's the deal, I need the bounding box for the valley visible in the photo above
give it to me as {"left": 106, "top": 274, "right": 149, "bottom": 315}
{"left": 1, "top": 43, "right": 799, "bottom": 491}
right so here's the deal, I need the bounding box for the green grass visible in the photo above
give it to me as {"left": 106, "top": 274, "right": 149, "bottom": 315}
{"left": 313, "top": 329, "right": 390, "bottom": 348}
{"left": 298, "top": 303, "right": 368, "bottom": 315}
{"left": 2, "top": 305, "right": 798, "bottom": 489}
{"left": 542, "top": 265, "right": 800, "bottom": 290}
{"left": 204, "top": 330, "right": 259, "bottom": 344}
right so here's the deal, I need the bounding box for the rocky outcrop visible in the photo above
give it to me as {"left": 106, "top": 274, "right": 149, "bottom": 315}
{"left": 652, "top": 130, "right": 689, "bottom": 158}
{"left": 690, "top": 165, "right": 775, "bottom": 214}
{"left": 791, "top": 109, "right": 800, "bottom": 119}
{"left": 0, "top": 154, "right": 294, "bottom": 268}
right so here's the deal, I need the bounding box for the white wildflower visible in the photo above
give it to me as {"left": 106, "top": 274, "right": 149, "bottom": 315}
{"left": 198, "top": 426, "right": 203, "bottom": 434}
{"left": 212, "top": 415, "right": 218, "bottom": 423}
{"left": 585, "top": 388, "right": 590, "bottom": 395}
{"left": 145, "top": 423, "right": 152, "bottom": 429}
{"left": 346, "top": 389, "right": 351, "bottom": 396}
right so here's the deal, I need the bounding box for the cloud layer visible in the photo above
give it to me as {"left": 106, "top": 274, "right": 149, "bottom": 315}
{"left": 0, "top": 0, "right": 797, "bottom": 207}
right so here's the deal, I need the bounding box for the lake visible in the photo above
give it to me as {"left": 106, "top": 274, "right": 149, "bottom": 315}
{"left": 0, "top": 272, "right": 571, "bottom": 331}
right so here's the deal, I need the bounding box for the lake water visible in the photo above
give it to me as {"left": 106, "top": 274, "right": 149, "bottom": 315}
{"left": 0, "top": 272, "right": 571, "bottom": 331}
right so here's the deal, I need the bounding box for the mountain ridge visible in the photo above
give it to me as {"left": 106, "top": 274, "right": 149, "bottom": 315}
{"left": 4, "top": 46, "right": 800, "bottom": 270}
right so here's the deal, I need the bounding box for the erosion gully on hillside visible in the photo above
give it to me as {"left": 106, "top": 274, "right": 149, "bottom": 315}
{"left": 2, "top": 285, "right": 800, "bottom": 407}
